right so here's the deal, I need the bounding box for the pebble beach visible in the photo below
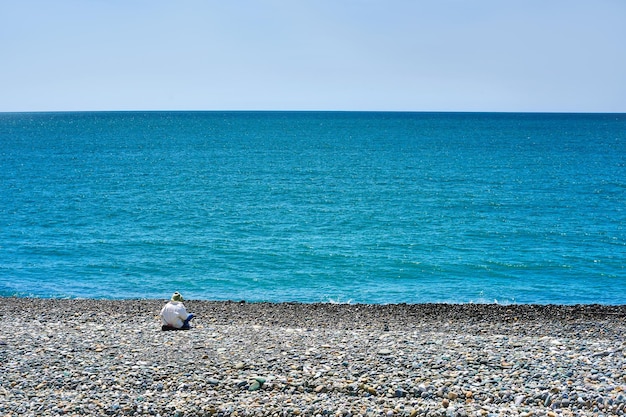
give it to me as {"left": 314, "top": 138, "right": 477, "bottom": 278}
{"left": 1, "top": 299, "right": 625, "bottom": 417}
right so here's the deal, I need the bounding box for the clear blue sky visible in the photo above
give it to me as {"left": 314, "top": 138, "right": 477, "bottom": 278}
{"left": 2, "top": 0, "right": 625, "bottom": 112}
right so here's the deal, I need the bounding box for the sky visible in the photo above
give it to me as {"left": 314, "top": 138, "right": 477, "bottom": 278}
{"left": 1, "top": 0, "right": 625, "bottom": 113}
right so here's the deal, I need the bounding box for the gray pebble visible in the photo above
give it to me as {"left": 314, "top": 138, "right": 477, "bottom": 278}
{"left": 1, "top": 299, "right": 625, "bottom": 417}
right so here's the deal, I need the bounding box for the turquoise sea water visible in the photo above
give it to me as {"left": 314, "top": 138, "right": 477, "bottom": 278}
{"left": 1, "top": 111, "right": 625, "bottom": 304}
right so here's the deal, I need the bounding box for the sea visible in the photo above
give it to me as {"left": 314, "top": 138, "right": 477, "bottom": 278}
{"left": 1, "top": 111, "right": 625, "bottom": 305}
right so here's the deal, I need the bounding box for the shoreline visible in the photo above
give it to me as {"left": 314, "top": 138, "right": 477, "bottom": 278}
{"left": 3, "top": 297, "right": 626, "bottom": 331}
{"left": 2, "top": 298, "right": 626, "bottom": 416}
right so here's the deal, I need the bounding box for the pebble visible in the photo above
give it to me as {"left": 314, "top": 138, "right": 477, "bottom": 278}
{"left": 1, "top": 298, "right": 625, "bottom": 417}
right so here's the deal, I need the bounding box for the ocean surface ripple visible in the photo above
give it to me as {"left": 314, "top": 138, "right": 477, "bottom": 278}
{"left": 1, "top": 111, "right": 625, "bottom": 304}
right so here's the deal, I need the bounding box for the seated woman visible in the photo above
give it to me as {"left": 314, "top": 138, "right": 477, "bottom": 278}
{"left": 160, "top": 292, "right": 195, "bottom": 330}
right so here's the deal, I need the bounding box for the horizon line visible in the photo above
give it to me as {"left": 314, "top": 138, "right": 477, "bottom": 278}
{"left": 2, "top": 109, "right": 626, "bottom": 115}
